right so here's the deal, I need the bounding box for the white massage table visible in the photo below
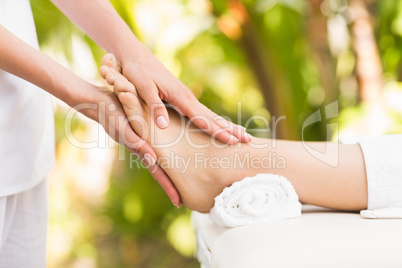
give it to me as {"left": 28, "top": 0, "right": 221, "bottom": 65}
{"left": 192, "top": 205, "right": 402, "bottom": 268}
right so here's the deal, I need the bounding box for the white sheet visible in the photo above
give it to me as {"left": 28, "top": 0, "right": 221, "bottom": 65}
{"left": 193, "top": 205, "right": 402, "bottom": 268}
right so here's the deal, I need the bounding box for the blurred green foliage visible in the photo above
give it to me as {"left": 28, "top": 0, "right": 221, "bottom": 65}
{"left": 30, "top": 0, "right": 402, "bottom": 267}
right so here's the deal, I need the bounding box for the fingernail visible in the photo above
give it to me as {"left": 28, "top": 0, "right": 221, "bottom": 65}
{"left": 245, "top": 133, "right": 252, "bottom": 140}
{"left": 156, "top": 116, "right": 168, "bottom": 128}
{"left": 174, "top": 204, "right": 180, "bottom": 208}
{"left": 144, "top": 153, "right": 156, "bottom": 166}
{"left": 230, "top": 135, "right": 239, "bottom": 144}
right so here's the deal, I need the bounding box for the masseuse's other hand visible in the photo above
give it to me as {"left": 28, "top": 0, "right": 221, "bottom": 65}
{"left": 105, "top": 49, "right": 252, "bottom": 145}
{"left": 91, "top": 88, "right": 181, "bottom": 207}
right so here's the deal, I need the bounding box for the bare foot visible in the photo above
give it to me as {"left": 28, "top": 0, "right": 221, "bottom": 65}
{"left": 100, "top": 54, "right": 258, "bottom": 212}
{"left": 100, "top": 53, "right": 369, "bottom": 212}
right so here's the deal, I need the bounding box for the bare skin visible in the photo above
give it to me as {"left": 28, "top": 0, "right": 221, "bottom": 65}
{"left": 52, "top": 0, "right": 251, "bottom": 145}
{"left": 101, "top": 54, "right": 368, "bottom": 213}
{"left": 1, "top": 0, "right": 255, "bottom": 207}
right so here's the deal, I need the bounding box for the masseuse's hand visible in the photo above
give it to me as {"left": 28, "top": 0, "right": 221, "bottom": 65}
{"left": 92, "top": 88, "right": 181, "bottom": 207}
{"left": 50, "top": 0, "right": 249, "bottom": 209}
{"left": 113, "top": 47, "right": 252, "bottom": 144}
{"left": 0, "top": 24, "right": 182, "bottom": 207}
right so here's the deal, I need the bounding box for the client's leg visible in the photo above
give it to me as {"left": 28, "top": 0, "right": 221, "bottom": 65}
{"left": 100, "top": 54, "right": 368, "bottom": 213}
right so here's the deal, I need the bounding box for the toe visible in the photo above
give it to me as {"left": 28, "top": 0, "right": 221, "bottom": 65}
{"left": 114, "top": 79, "right": 136, "bottom": 96}
{"left": 105, "top": 71, "right": 117, "bottom": 85}
{"left": 120, "top": 91, "right": 141, "bottom": 113}
{"left": 99, "top": 65, "right": 109, "bottom": 79}
{"left": 101, "top": 53, "right": 122, "bottom": 72}
{"left": 120, "top": 92, "right": 148, "bottom": 139}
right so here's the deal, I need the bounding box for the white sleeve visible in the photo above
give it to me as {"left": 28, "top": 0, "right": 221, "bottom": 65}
{"left": 358, "top": 135, "right": 402, "bottom": 218}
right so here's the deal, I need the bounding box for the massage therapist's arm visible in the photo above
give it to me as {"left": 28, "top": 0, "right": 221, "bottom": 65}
{"left": 50, "top": 0, "right": 251, "bottom": 144}
{"left": 0, "top": 25, "right": 181, "bottom": 206}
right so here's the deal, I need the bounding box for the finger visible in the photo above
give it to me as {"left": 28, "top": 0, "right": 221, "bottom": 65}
{"left": 202, "top": 106, "right": 252, "bottom": 142}
{"left": 118, "top": 92, "right": 182, "bottom": 207}
{"left": 101, "top": 53, "right": 122, "bottom": 73}
{"left": 182, "top": 103, "right": 238, "bottom": 145}
{"left": 128, "top": 142, "right": 157, "bottom": 167}
{"left": 137, "top": 81, "right": 170, "bottom": 129}
{"left": 120, "top": 116, "right": 157, "bottom": 167}
{"left": 148, "top": 164, "right": 182, "bottom": 207}
{"left": 190, "top": 112, "right": 239, "bottom": 144}
{"left": 116, "top": 88, "right": 155, "bottom": 166}
{"left": 232, "top": 125, "right": 252, "bottom": 142}
{"left": 166, "top": 91, "right": 241, "bottom": 144}
{"left": 215, "top": 117, "right": 248, "bottom": 142}
{"left": 124, "top": 131, "right": 156, "bottom": 167}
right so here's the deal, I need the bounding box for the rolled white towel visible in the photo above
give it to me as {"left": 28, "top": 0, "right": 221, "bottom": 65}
{"left": 209, "top": 173, "right": 302, "bottom": 228}
{"left": 360, "top": 208, "right": 402, "bottom": 219}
